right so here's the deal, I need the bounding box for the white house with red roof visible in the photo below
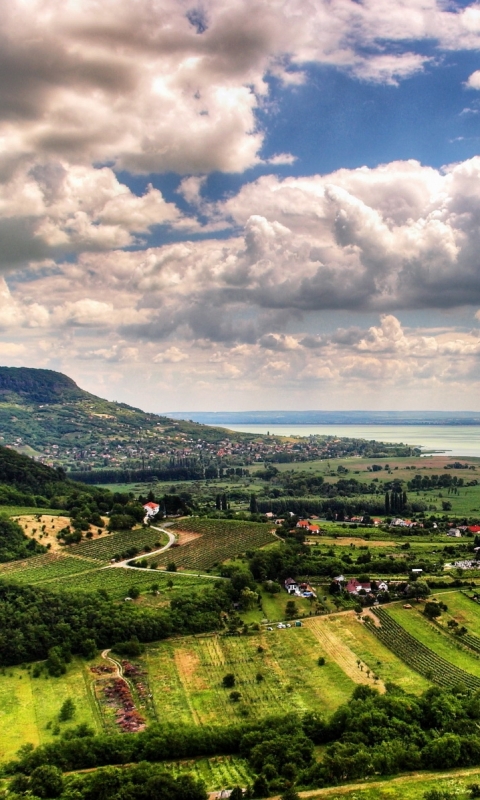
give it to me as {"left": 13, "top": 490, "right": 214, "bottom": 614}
{"left": 143, "top": 502, "right": 160, "bottom": 518}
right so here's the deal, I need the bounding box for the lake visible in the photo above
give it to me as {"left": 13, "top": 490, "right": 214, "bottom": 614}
{"left": 223, "top": 424, "right": 480, "bottom": 458}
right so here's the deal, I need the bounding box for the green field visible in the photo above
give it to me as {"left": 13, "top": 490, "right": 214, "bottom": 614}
{"left": 146, "top": 628, "right": 356, "bottom": 726}
{"left": 160, "top": 755, "right": 254, "bottom": 792}
{"left": 68, "top": 527, "right": 168, "bottom": 563}
{"left": 0, "top": 506, "right": 63, "bottom": 517}
{"left": 0, "top": 658, "right": 101, "bottom": 760}
{"left": 310, "top": 613, "right": 432, "bottom": 694}
{"left": 45, "top": 566, "right": 216, "bottom": 601}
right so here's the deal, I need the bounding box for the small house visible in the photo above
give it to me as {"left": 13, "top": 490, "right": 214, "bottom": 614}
{"left": 346, "top": 579, "right": 371, "bottom": 595}
{"left": 284, "top": 577, "right": 298, "bottom": 594}
{"left": 143, "top": 502, "right": 160, "bottom": 518}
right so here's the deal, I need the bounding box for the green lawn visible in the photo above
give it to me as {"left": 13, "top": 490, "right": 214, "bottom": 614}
{"left": 0, "top": 658, "right": 102, "bottom": 761}
{"left": 0, "top": 506, "right": 63, "bottom": 517}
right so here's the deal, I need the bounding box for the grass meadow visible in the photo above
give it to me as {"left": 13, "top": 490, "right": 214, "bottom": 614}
{"left": 0, "top": 658, "right": 101, "bottom": 761}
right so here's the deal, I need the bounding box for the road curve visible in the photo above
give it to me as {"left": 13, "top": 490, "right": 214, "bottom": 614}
{"left": 106, "top": 525, "right": 176, "bottom": 568}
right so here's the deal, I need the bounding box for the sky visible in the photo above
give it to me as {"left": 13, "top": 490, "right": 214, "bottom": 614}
{"left": 4, "top": 1, "right": 480, "bottom": 412}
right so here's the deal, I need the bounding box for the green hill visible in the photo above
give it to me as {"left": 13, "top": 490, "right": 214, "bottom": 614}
{"left": 0, "top": 366, "right": 255, "bottom": 473}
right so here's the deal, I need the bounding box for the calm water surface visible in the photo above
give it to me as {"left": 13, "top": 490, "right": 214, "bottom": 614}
{"left": 224, "top": 424, "right": 480, "bottom": 458}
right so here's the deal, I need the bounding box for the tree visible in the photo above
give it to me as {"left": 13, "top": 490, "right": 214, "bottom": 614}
{"left": 280, "top": 788, "right": 301, "bottom": 800}
{"left": 230, "top": 690, "right": 242, "bottom": 702}
{"left": 29, "top": 765, "right": 64, "bottom": 798}
{"left": 128, "top": 586, "right": 140, "bottom": 599}
{"left": 385, "top": 492, "right": 390, "bottom": 515}
{"left": 252, "top": 774, "right": 269, "bottom": 798}
{"left": 241, "top": 587, "right": 258, "bottom": 610}
{"left": 46, "top": 646, "right": 66, "bottom": 677}
{"left": 249, "top": 494, "right": 258, "bottom": 514}
{"left": 424, "top": 601, "right": 442, "bottom": 620}
{"left": 221, "top": 493, "right": 228, "bottom": 511}
{"left": 59, "top": 697, "right": 75, "bottom": 722}
{"left": 318, "top": 656, "right": 325, "bottom": 666}
{"left": 166, "top": 561, "right": 177, "bottom": 572}
{"left": 222, "top": 673, "right": 235, "bottom": 688}
{"left": 285, "top": 599, "right": 298, "bottom": 618}
{"left": 230, "top": 788, "right": 244, "bottom": 800}
{"left": 215, "top": 494, "right": 221, "bottom": 511}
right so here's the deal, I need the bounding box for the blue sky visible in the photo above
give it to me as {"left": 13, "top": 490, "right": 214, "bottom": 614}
{"left": 3, "top": 0, "right": 480, "bottom": 412}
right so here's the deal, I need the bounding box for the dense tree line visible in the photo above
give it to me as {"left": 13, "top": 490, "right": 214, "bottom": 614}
{"left": 0, "top": 580, "right": 234, "bottom": 666}
{"left": 0, "top": 515, "right": 46, "bottom": 562}
{"left": 257, "top": 496, "right": 426, "bottom": 517}
{"left": 10, "top": 762, "right": 207, "bottom": 800}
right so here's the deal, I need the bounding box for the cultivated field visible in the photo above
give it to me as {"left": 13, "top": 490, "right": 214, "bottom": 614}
{"left": 67, "top": 527, "right": 167, "bottom": 562}
{"left": 148, "top": 518, "right": 276, "bottom": 572}
{"left": 0, "top": 552, "right": 99, "bottom": 584}
{"left": 161, "top": 755, "right": 254, "bottom": 791}
{"left": 146, "top": 627, "right": 356, "bottom": 726}
{"left": 298, "top": 768, "right": 480, "bottom": 800}
{"left": 304, "top": 612, "right": 431, "bottom": 694}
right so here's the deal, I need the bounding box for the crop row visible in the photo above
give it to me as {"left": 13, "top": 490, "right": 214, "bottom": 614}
{"left": 170, "top": 518, "right": 272, "bottom": 538}
{"left": 45, "top": 566, "right": 212, "bottom": 598}
{"left": 67, "top": 527, "right": 165, "bottom": 562}
{"left": 162, "top": 756, "right": 253, "bottom": 791}
{"left": 0, "top": 552, "right": 98, "bottom": 584}
{"left": 151, "top": 519, "right": 274, "bottom": 571}
{"left": 365, "top": 608, "right": 480, "bottom": 691}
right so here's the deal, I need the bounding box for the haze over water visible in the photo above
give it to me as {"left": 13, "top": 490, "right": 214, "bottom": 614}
{"left": 224, "top": 425, "right": 480, "bottom": 458}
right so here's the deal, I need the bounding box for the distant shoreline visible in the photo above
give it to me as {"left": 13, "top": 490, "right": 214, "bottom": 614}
{"left": 167, "top": 413, "right": 480, "bottom": 426}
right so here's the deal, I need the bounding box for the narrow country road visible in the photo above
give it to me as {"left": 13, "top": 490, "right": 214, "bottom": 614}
{"left": 106, "top": 525, "right": 176, "bottom": 568}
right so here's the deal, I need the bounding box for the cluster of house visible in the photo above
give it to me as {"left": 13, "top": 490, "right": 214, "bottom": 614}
{"left": 284, "top": 578, "right": 316, "bottom": 598}
{"left": 331, "top": 575, "right": 421, "bottom": 597}
{"left": 447, "top": 524, "right": 480, "bottom": 537}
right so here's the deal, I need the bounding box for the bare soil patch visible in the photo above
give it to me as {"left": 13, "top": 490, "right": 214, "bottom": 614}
{"left": 174, "top": 529, "right": 203, "bottom": 546}
{"left": 16, "top": 514, "right": 109, "bottom": 552}
{"left": 174, "top": 648, "right": 207, "bottom": 691}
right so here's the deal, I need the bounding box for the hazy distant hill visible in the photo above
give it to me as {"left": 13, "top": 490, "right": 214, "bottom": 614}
{"left": 168, "top": 410, "right": 480, "bottom": 425}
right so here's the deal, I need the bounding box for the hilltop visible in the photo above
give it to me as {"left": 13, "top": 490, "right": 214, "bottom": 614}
{"left": 0, "top": 367, "right": 264, "bottom": 472}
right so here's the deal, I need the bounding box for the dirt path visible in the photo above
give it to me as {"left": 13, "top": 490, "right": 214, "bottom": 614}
{"left": 304, "top": 615, "right": 385, "bottom": 691}
{"left": 101, "top": 649, "right": 123, "bottom": 678}
{"left": 264, "top": 766, "right": 480, "bottom": 800}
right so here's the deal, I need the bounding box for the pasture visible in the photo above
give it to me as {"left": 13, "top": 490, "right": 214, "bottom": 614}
{"left": 0, "top": 658, "right": 101, "bottom": 761}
